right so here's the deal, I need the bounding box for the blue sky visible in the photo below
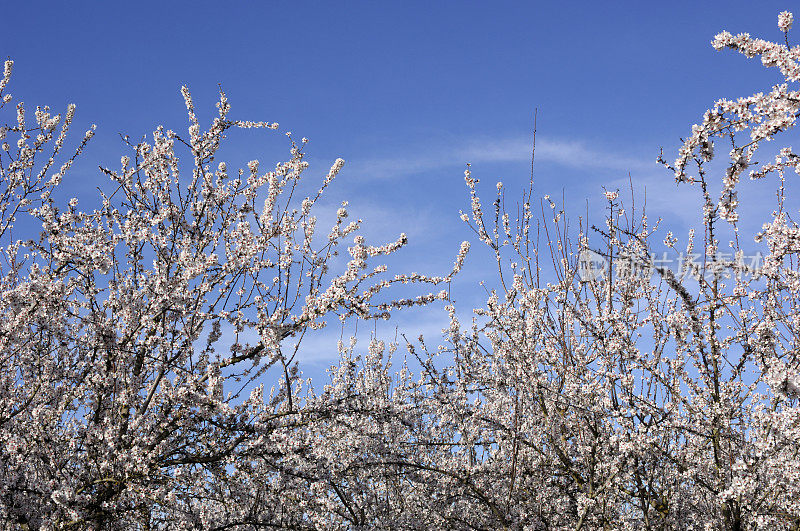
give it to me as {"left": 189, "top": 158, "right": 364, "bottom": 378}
{"left": 3, "top": 2, "right": 797, "bottom": 378}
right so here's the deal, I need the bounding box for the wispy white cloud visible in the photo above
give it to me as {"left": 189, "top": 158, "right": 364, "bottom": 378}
{"left": 295, "top": 307, "right": 453, "bottom": 367}
{"left": 340, "top": 135, "right": 656, "bottom": 181}
{"left": 458, "top": 137, "right": 655, "bottom": 173}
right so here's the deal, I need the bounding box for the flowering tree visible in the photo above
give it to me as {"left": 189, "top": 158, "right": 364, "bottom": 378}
{"left": 4, "top": 8, "right": 800, "bottom": 531}
{"left": 286, "top": 10, "right": 800, "bottom": 530}
{"left": 0, "top": 63, "right": 464, "bottom": 528}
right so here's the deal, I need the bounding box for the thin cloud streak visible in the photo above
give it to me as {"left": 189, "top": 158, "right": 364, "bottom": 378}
{"left": 341, "top": 135, "right": 656, "bottom": 181}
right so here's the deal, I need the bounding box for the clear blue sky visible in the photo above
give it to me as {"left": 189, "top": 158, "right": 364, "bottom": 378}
{"left": 3, "top": 1, "right": 796, "bottom": 370}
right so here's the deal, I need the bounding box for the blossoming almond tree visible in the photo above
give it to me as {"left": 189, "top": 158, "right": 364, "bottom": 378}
{"left": 4, "top": 8, "right": 800, "bottom": 531}
{"left": 287, "top": 10, "right": 800, "bottom": 530}
{"left": 0, "top": 64, "right": 465, "bottom": 528}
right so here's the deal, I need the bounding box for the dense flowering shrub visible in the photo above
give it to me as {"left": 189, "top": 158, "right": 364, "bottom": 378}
{"left": 2, "top": 9, "right": 800, "bottom": 530}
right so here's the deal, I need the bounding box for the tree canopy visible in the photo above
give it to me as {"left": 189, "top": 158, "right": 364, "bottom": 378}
{"left": 2, "top": 9, "right": 800, "bottom": 530}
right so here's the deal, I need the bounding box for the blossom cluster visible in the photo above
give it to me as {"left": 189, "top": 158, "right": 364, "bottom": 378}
{"left": 0, "top": 73, "right": 463, "bottom": 527}
{"left": 3, "top": 9, "right": 800, "bottom": 530}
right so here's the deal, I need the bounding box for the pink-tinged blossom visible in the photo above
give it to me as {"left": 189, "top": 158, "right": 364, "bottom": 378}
{"left": 779, "top": 10, "right": 794, "bottom": 32}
